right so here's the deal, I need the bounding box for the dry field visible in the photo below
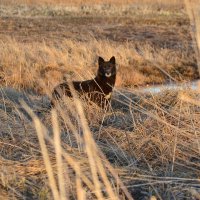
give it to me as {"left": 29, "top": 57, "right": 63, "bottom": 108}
{"left": 0, "top": 0, "right": 200, "bottom": 200}
{"left": 0, "top": 1, "right": 198, "bottom": 91}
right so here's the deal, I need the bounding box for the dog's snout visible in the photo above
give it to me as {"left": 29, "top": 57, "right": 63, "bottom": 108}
{"left": 105, "top": 68, "right": 111, "bottom": 73}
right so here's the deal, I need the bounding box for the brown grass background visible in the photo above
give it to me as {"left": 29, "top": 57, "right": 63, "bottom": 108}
{"left": 0, "top": 0, "right": 200, "bottom": 199}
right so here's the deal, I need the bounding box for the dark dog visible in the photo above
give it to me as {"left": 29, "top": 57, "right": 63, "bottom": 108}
{"left": 51, "top": 56, "right": 116, "bottom": 109}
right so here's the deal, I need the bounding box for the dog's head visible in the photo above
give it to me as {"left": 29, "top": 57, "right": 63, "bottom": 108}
{"left": 98, "top": 56, "right": 116, "bottom": 78}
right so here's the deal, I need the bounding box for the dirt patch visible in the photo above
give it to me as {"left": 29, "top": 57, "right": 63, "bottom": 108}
{"left": 0, "top": 15, "right": 191, "bottom": 46}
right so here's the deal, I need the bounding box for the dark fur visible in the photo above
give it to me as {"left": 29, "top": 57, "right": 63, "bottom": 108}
{"left": 51, "top": 56, "right": 116, "bottom": 108}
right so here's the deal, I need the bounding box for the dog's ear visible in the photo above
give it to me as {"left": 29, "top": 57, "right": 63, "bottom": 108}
{"left": 98, "top": 56, "right": 104, "bottom": 66}
{"left": 109, "top": 56, "right": 115, "bottom": 65}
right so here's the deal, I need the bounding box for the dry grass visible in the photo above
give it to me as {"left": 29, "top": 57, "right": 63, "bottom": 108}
{"left": 0, "top": 37, "right": 198, "bottom": 94}
{"left": 0, "top": 0, "right": 184, "bottom": 18}
{"left": 0, "top": 0, "right": 200, "bottom": 199}
{"left": 185, "top": 0, "right": 200, "bottom": 75}
{"left": 1, "top": 0, "right": 183, "bottom": 7}
{"left": 0, "top": 82, "right": 200, "bottom": 199}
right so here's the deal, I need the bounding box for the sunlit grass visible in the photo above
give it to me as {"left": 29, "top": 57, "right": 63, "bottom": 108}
{"left": 0, "top": 0, "right": 200, "bottom": 199}
{"left": 0, "top": 37, "right": 197, "bottom": 94}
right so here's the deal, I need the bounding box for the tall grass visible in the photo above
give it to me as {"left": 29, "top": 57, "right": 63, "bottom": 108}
{"left": 0, "top": 37, "right": 197, "bottom": 94}
{"left": 0, "top": 0, "right": 200, "bottom": 199}
{"left": 21, "top": 92, "right": 133, "bottom": 199}
{"left": 0, "top": 80, "right": 200, "bottom": 199}
{"left": 185, "top": 0, "right": 200, "bottom": 76}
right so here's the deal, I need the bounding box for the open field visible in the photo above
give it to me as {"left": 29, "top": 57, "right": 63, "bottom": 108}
{"left": 0, "top": 0, "right": 183, "bottom": 6}
{"left": 0, "top": 1, "right": 200, "bottom": 199}
{"left": 0, "top": 1, "right": 199, "bottom": 91}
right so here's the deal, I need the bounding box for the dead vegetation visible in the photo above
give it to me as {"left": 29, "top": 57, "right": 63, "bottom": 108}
{"left": 0, "top": 86, "right": 200, "bottom": 199}
{"left": 1, "top": 0, "right": 183, "bottom": 7}
{"left": 0, "top": 38, "right": 198, "bottom": 94}
{"left": 0, "top": 0, "right": 200, "bottom": 199}
{"left": 0, "top": 0, "right": 198, "bottom": 88}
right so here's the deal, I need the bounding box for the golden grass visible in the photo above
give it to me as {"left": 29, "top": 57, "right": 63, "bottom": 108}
{"left": 0, "top": 0, "right": 200, "bottom": 199}
{"left": 185, "top": 0, "right": 200, "bottom": 76}
{"left": 0, "top": 37, "right": 197, "bottom": 94}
